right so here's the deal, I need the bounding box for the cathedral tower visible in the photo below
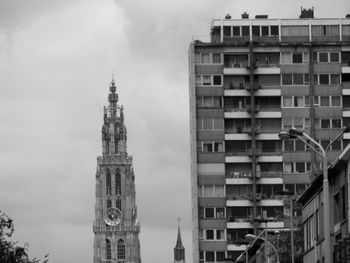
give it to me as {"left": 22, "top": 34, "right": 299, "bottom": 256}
{"left": 93, "top": 79, "right": 141, "bottom": 263}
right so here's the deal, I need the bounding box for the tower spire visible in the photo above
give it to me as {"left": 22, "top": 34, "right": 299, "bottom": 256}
{"left": 174, "top": 217, "right": 185, "bottom": 263}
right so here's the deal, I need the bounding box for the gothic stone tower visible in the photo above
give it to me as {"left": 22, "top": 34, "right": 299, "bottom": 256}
{"left": 93, "top": 79, "right": 141, "bottom": 263}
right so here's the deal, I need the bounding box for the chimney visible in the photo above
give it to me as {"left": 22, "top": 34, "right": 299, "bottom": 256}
{"left": 299, "top": 6, "right": 314, "bottom": 19}
{"left": 241, "top": 12, "right": 249, "bottom": 19}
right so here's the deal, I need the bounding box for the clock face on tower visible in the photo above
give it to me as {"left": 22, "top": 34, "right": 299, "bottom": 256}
{"left": 104, "top": 207, "right": 122, "bottom": 226}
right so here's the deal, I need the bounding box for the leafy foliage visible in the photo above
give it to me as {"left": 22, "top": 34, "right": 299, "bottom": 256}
{"left": 0, "top": 211, "right": 49, "bottom": 263}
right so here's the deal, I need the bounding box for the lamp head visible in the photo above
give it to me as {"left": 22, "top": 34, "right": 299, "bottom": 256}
{"left": 278, "top": 131, "right": 294, "bottom": 140}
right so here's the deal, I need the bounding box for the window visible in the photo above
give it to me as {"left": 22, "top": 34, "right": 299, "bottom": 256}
{"left": 294, "top": 96, "right": 304, "bottom": 107}
{"left": 117, "top": 239, "right": 126, "bottom": 259}
{"left": 205, "top": 208, "right": 215, "bottom": 218}
{"left": 332, "top": 140, "right": 341, "bottom": 150}
{"left": 262, "top": 26, "right": 269, "bottom": 36}
{"left": 116, "top": 197, "right": 122, "bottom": 210}
{"left": 206, "top": 252, "right": 215, "bottom": 262}
{"left": 331, "top": 74, "right": 340, "bottom": 84}
{"left": 206, "top": 230, "right": 214, "bottom": 240}
{"left": 320, "top": 96, "right": 330, "bottom": 107}
{"left": 284, "top": 140, "right": 294, "bottom": 151}
{"left": 321, "top": 119, "right": 331, "bottom": 128}
{"left": 295, "top": 140, "right": 305, "bottom": 151}
{"left": 242, "top": 26, "right": 249, "bottom": 36}
{"left": 106, "top": 169, "right": 111, "bottom": 195}
{"left": 213, "top": 53, "right": 221, "bottom": 64}
{"left": 203, "top": 76, "right": 211, "bottom": 85}
{"left": 332, "top": 119, "right": 341, "bottom": 128}
{"left": 330, "top": 52, "right": 339, "bottom": 62}
{"left": 213, "top": 119, "right": 224, "bottom": 130}
{"left": 106, "top": 239, "right": 111, "bottom": 260}
{"left": 203, "top": 142, "right": 213, "bottom": 152}
{"left": 332, "top": 96, "right": 341, "bottom": 106}
{"left": 284, "top": 163, "right": 294, "bottom": 173}
{"left": 281, "top": 53, "right": 291, "bottom": 64}
{"left": 216, "top": 252, "right": 226, "bottom": 262}
{"left": 215, "top": 185, "right": 225, "bottom": 197}
{"left": 213, "top": 75, "right": 222, "bottom": 85}
{"left": 216, "top": 208, "right": 225, "bottom": 218}
{"left": 223, "top": 26, "right": 231, "bottom": 37}
{"left": 282, "top": 74, "right": 292, "bottom": 85}
{"left": 292, "top": 53, "right": 303, "bottom": 63}
{"left": 293, "top": 74, "right": 303, "bottom": 85}
{"left": 252, "top": 26, "right": 260, "bottom": 36}
{"left": 232, "top": 26, "right": 240, "bottom": 36}
{"left": 203, "top": 119, "right": 212, "bottom": 130}
{"left": 107, "top": 199, "right": 112, "bottom": 209}
{"left": 214, "top": 142, "right": 223, "bottom": 152}
{"left": 216, "top": 230, "right": 225, "bottom": 240}
{"left": 319, "top": 52, "right": 328, "bottom": 62}
{"left": 296, "top": 162, "right": 305, "bottom": 173}
{"left": 115, "top": 169, "right": 121, "bottom": 194}
{"left": 319, "top": 74, "right": 329, "bottom": 84}
{"left": 283, "top": 97, "right": 292, "bottom": 107}
{"left": 271, "top": 26, "right": 279, "bottom": 35}
{"left": 204, "top": 185, "right": 214, "bottom": 197}
{"left": 202, "top": 54, "right": 210, "bottom": 63}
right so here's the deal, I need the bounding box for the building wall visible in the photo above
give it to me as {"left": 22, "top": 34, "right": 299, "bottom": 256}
{"left": 190, "top": 14, "right": 350, "bottom": 263}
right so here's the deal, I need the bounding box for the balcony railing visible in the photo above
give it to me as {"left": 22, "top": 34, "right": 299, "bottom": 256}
{"left": 226, "top": 171, "right": 252, "bottom": 179}
{"left": 226, "top": 194, "right": 254, "bottom": 201}
{"left": 226, "top": 150, "right": 251, "bottom": 156}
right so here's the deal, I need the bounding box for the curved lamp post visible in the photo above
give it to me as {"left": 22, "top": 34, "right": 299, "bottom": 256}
{"left": 278, "top": 127, "right": 350, "bottom": 263}
{"left": 245, "top": 233, "right": 280, "bottom": 263}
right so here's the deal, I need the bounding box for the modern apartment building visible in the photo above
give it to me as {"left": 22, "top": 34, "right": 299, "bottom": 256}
{"left": 188, "top": 9, "right": 350, "bottom": 262}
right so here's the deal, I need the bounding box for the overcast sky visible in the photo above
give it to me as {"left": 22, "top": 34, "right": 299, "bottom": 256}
{"left": 0, "top": 0, "right": 349, "bottom": 262}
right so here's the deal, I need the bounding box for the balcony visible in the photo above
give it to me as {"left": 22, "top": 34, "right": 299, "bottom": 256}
{"left": 256, "top": 171, "right": 282, "bottom": 179}
{"left": 226, "top": 171, "right": 252, "bottom": 179}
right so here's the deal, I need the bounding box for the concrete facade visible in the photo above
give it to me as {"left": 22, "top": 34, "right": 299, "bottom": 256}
{"left": 189, "top": 10, "right": 350, "bottom": 263}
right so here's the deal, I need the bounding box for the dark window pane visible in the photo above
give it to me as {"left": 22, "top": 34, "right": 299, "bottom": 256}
{"left": 262, "top": 26, "right": 269, "bottom": 36}
{"left": 293, "top": 74, "right": 303, "bottom": 85}
{"left": 213, "top": 53, "right": 221, "bottom": 63}
{"left": 319, "top": 74, "right": 329, "bottom": 85}
{"left": 321, "top": 119, "right": 330, "bottom": 128}
{"left": 296, "top": 163, "right": 305, "bottom": 173}
{"left": 271, "top": 26, "right": 279, "bottom": 35}
{"left": 252, "top": 26, "right": 260, "bottom": 36}
{"left": 331, "top": 74, "right": 340, "bottom": 84}
{"left": 206, "top": 252, "right": 215, "bottom": 261}
{"left": 292, "top": 53, "right": 303, "bottom": 63}
{"left": 205, "top": 208, "right": 215, "bottom": 218}
{"left": 232, "top": 26, "right": 240, "bottom": 36}
{"left": 223, "top": 26, "right": 231, "bottom": 37}
{"left": 282, "top": 74, "right": 293, "bottom": 85}
{"left": 242, "top": 26, "right": 250, "bottom": 36}
{"left": 330, "top": 52, "right": 339, "bottom": 62}
{"left": 332, "top": 140, "right": 341, "bottom": 150}
{"left": 332, "top": 119, "right": 341, "bottom": 128}
{"left": 319, "top": 52, "right": 328, "bottom": 62}
{"left": 213, "top": 75, "right": 222, "bottom": 85}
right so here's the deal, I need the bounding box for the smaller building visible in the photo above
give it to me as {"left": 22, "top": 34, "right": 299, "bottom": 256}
{"left": 174, "top": 220, "right": 185, "bottom": 263}
{"left": 298, "top": 144, "right": 350, "bottom": 262}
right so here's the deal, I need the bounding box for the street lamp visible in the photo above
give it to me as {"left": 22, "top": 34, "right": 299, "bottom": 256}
{"left": 278, "top": 127, "right": 350, "bottom": 263}
{"left": 245, "top": 233, "right": 280, "bottom": 263}
{"left": 276, "top": 190, "right": 294, "bottom": 263}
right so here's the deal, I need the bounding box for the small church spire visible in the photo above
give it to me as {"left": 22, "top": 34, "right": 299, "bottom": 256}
{"left": 174, "top": 217, "right": 185, "bottom": 263}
